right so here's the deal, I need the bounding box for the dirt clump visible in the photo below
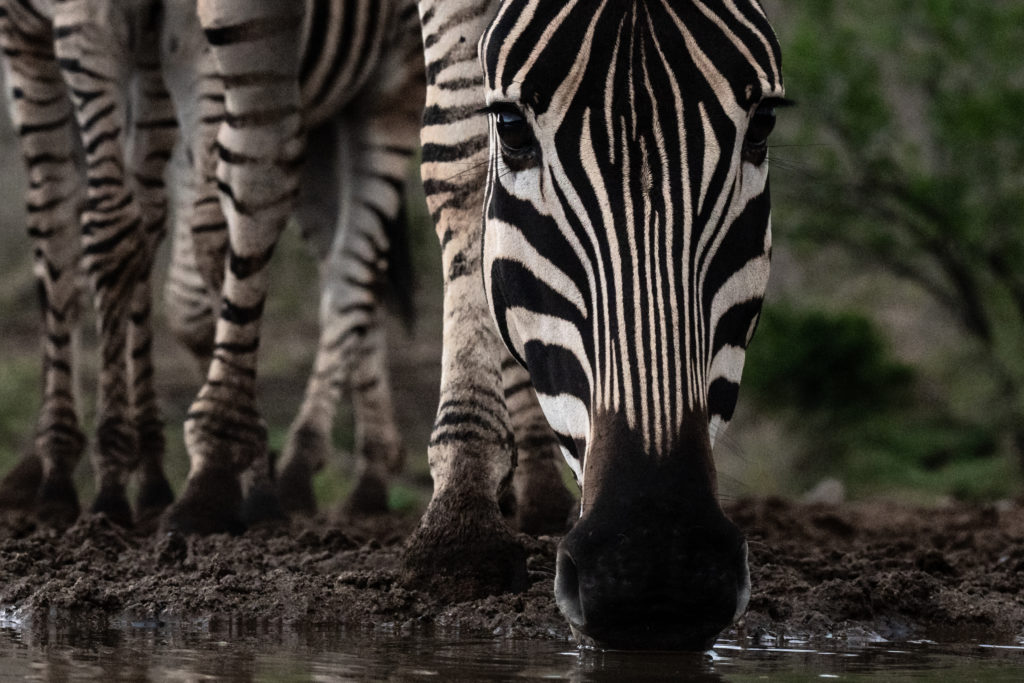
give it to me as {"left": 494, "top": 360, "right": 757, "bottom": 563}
{"left": 732, "top": 498, "right": 1024, "bottom": 642}
{"left": 0, "top": 510, "right": 565, "bottom": 640}
{"left": 1, "top": 498, "right": 1023, "bottom": 645}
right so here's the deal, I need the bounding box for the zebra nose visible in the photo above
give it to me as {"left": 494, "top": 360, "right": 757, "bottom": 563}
{"left": 554, "top": 547, "right": 585, "bottom": 627}
{"left": 553, "top": 518, "right": 749, "bottom": 651}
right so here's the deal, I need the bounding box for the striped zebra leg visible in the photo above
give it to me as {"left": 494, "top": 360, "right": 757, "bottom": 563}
{"left": 345, "top": 324, "right": 405, "bottom": 514}
{"left": 163, "top": 0, "right": 305, "bottom": 534}
{"left": 126, "top": 28, "right": 177, "bottom": 523}
{"left": 401, "top": 0, "right": 529, "bottom": 600}
{"left": 161, "top": 0, "right": 221, "bottom": 365}
{"left": 277, "top": 95, "right": 420, "bottom": 518}
{"left": 163, "top": 182, "right": 218, "bottom": 366}
{"left": 502, "top": 358, "right": 576, "bottom": 535}
{"left": 181, "top": 35, "right": 229, "bottom": 299}
{"left": 0, "top": 0, "right": 86, "bottom": 525}
{"left": 51, "top": 0, "right": 162, "bottom": 527}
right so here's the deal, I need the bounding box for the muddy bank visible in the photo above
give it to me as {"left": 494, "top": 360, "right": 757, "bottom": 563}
{"left": 2, "top": 498, "right": 1023, "bottom": 645}
{"left": 732, "top": 498, "right": 1024, "bottom": 643}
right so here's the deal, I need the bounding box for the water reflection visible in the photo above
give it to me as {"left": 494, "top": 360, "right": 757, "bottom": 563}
{"left": 2, "top": 615, "right": 1023, "bottom": 681}
{"left": 574, "top": 649, "right": 721, "bottom": 682}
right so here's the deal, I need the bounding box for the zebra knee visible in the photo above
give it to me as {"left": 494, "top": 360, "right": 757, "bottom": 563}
{"left": 163, "top": 282, "right": 216, "bottom": 363}
{"left": 167, "top": 309, "right": 216, "bottom": 364}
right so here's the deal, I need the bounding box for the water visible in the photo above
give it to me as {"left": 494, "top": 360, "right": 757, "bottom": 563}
{"left": 1, "top": 615, "right": 1022, "bottom": 681}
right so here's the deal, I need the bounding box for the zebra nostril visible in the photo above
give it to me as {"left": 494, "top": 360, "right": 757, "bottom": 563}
{"left": 554, "top": 547, "right": 585, "bottom": 627}
{"left": 734, "top": 540, "right": 752, "bottom": 622}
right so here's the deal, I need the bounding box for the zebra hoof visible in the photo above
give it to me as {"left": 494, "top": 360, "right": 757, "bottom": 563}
{"left": 276, "top": 458, "right": 318, "bottom": 517}
{"left": 343, "top": 471, "right": 389, "bottom": 518}
{"left": 498, "top": 485, "right": 517, "bottom": 521}
{"left": 135, "top": 473, "right": 175, "bottom": 525}
{"left": 401, "top": 491, "right": 528, "bottom": 601}
{"left": 0, "top": 452, "right": 44, "bottom": 512}
{"left": 241, "top": 483, "right": 288, "bottom": 527}
{"left": 161, "top": 465, "right": 245, "bottom": 536}
{"left": 35, "top": 472, "right": 80, "bottom": 529}
{"left": 91, "top": 485, "right": 135, "bottom": 529}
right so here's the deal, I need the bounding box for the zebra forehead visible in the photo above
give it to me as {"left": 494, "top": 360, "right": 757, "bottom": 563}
{"left": 481, "top": 0, "right": 782, "bottom": 115}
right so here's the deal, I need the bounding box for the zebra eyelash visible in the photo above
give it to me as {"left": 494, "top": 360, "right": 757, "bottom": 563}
{"left": 758, "top": 96, "right": 796, "bottom": 110}
{"left": 477, "top": 102, "right": 526, "bottom": 117}
{"left": 743, "top": 97, "right": 793, "bottom": 165}
{"left": 480, "top": 102, "right": 540, "bottom": 170}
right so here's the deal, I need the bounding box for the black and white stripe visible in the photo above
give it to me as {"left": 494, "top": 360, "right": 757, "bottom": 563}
{"left": 163, "top": 0, "right": 423, "bottom": 530}
{"left": 0, "top": 0, "right": 176, "bottom": 526}
{"left": 405, "top": 0, "right": 786, "bottom": 651}
{"left": 0, "top": 0, "right": 423, "bottom": 528}
{"left": 480, "top": 0, "right": 783, "bottom": 482}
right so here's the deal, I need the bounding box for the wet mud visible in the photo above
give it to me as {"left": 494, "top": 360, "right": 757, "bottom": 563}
{"left": 2, "top": 497, "right": 1022, "bottom": 646}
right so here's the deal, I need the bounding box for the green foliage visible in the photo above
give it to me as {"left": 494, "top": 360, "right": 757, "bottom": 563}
{"left": 843, "top": 416, "right": 1010, "bottom": 501}
{"left": 771, "top": 1, "right": 1024, "bottom": 472}
{"left": 745, "top": 306, "right": 913, "bottom": 419}
{"left": 743, "top": 306, "right": 1017, "bottom": 500}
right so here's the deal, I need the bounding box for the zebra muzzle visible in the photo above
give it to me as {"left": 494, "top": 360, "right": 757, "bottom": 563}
{"left": 553, "top": 507, "right": 749, "bottom": 651}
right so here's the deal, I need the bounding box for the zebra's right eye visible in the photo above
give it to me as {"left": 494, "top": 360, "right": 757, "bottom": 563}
{"left": 484, "top": 104, "right": 538, "bottom": 167}
{"left": 495, "top": 109, "right": 533, "bottom": 152}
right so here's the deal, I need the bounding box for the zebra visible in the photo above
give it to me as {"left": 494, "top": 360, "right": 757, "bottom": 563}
{"left": 158, "top": 0, "right": 423, "bottom": 520}
{"left": 0, "top": 0, "right": 177, "bottom": 527}
{"left": 161, "top": 0, "right": 431, "bottom": 532}
{"left": 1, "top": 0, "right": 570, "bottom": 533}
{"left": 0, "top": 0, "right": 425, "bottom": 527}
{"left": 401, "top": 0, "right": 786, "bottom": 650}
{"left": 162, "top": 0, "right": 576, "bottom": 535}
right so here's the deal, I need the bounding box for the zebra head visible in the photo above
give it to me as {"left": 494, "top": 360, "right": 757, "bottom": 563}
{"left": 480, "top": 1, "right": 784, "bottom": 650}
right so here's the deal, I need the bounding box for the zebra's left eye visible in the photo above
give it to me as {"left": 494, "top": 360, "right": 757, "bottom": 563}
{"left": 745, "top": 103, "right": 777, "bottom": 146}
{"left": 743, "top": 97, "right": 793, "bottom": 165}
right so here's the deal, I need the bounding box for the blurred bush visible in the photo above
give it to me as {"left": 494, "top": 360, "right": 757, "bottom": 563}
{"left": 0, "top": 358, "right": 39, "bottom": 474}
{"left": 744, "top": 306, "right": 1011, "bottom": 501}
{"left": 757, "top": 0, "right": 1024, "bottom": 493}
{"left": 744, "top": 307, "right": 913, "bottom": 420}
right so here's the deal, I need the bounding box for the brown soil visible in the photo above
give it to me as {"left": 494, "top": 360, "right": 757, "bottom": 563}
{"left": 2, "top": 497, "right": 1022, "bottom": 646}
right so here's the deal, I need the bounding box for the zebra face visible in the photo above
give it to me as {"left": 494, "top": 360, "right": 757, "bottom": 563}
{"left": 480, "top": 1, "right": 783, "bottom": 650}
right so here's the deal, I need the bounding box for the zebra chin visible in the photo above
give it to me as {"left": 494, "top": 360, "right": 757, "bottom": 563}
{"left": 553, "top": 411, "right": 749, "bottom": 651}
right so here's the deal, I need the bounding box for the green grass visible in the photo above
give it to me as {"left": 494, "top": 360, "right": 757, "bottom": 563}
{"left": 0, "top": 350, "right": 97, "bottom": 502}
{"left": 0, "top": 355, "right": 40, "bottom": 473}
{"left": 387, "top": 482, "right": 429, "bottom": 514}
